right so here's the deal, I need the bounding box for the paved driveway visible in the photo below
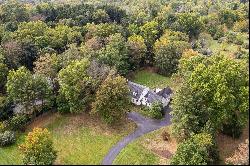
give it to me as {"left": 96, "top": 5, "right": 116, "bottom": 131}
{"left": 102, "top": 106, "right": 172, "bottom": 165}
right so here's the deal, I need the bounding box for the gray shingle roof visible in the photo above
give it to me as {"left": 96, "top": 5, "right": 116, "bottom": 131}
{"left": 157, "top": 87, "right": 173, "bottom": 98}
{"left": 128, "top": 81, "right": 172, "bottom": 105}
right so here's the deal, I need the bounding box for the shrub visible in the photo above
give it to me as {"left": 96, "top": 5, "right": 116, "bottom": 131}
{"left": 19, "top": 128, "right": 57, "bottom": 165}
{"left": 162, "top": 130, "right": 170, "bottom": 141}
{"left": 0, "top": 122, "right": 5, "bottom": 132}
{"left": 170, "top": 133, "right": 218, "bottom": 165}
{"left": 148, "top": 101, "right": 164, "bottom": 119}
{"left": 0, "top": 130, "right": 16, "bottom": 147}
{"left": 5, "top": 114, "right": 29, "bottom": 131}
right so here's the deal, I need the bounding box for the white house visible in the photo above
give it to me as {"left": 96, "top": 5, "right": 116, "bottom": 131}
{"left": 128, "top": 81, "right": 172, "bottom": 109}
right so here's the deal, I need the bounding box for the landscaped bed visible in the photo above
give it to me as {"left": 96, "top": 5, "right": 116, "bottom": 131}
{"left": 0, "top": 112, "right": 136, "bottom": 165}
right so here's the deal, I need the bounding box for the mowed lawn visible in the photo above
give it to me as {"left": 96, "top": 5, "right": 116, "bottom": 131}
{"left": 132, "top": 69, "right": 172, "bottom": 89}
{"left": 114, "top": 126, "right": 177, "bottom": 165}
{"left": 0, "top": 112, "right": 136, "bottom": 165}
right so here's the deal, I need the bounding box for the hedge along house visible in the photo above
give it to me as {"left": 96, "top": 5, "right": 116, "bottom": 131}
{"left": 128, "top": 81, "right": 172, "bottom": 109}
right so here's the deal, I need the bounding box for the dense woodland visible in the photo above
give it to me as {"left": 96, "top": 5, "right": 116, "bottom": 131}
{"left": 0, "top": 0, "right": 249, "bottom": 165}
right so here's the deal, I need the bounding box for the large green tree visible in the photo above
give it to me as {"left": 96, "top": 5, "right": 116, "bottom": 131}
{"left": 153, "top": 30, "right": 190, "bottom": 76}
{"left": 171, "top": 133, "right": 218, "bottom": 165}
{"left": 171, "top": 54, "right": 249, "bottom": 140}
{"left": 97, "top": 33, "right": 130, "bottom": 75}
{"left": 6, "top": 67, "right": 52, "bottom": 114}
{"left": 127, "top": 34, "right": 147, "bottom": 69}
{"left": 92, "top": 72, "right": 130, "bottom": 124}
{"left": 57, "top": 59, "right": 94, "bottom": 113}
{"left": 173, "top": 12, "right": 204, "bottom": 38}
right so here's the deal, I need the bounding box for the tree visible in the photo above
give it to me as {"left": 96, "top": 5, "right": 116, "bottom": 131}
{"left": 127, "top": 34, "right": 147, "bottom": 69}
{"left": 91, "top": 72, "right": 130, "bottom": 124}
{"left": 19, "top": 128, "right": 57, "bottom": 165}
{"left": 0, "top": 63, "right": 8, "bottom": 91}
{"left": 0, "top": 0, "right": 29, "bottom": 26}
{"left": 178, "top": 49, "right": 202, "bottom": 76}
{"left": 6, "top": 67, "right": 52, "bottom": 114}
{"left": 173, "top": 12, "right": 204, "bottom": 38}
{"left": 11, "top": 21, "right": 49, "bottom": 48}
{"left": 57, "top": 44, "right": 84, "bottom": 69}
{"left": 140, "top": 21, "right": 159, "bottom": 47}
{"left": 1, "top": 41, "right": 24, "bottom": 69}
{"left": 57, "top": 59, "right": 94, "bottom": 113}
{"left": 170, "top": 133, "right": 218, "bottom": 165}
{"left": 45, "top": 24, "right": 82, "bottom": 52}
{"left": 97, "top": 33, "right": 130, "bottom": 75}
{"left": 84, "top": 23, "right": 124, "bottom": 39}
{"left": 93, "top": 9, "right": 110, "bottom": 23}
{"left": 153, "top": 30, "right": 190, "bottom": 76}
{"left": 171, "top": 55, "right": 249, "bottom": 140}
{"left": 218, "top": 9, "right": 240, "bottom": 28}
{"left": 34, "top": 53, "right": 59, "bottom": 81}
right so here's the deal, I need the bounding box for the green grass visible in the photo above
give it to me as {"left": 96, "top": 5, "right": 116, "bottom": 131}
{"left": 0, "top": 113, "right": 135, "bottom": 165}
{"left": 0, "top": 134, "right": 24, "bottom": 165}
{"left": 113, "top": 140, "right": 160, "bottom": 165}
{"left": 132, "top": 70, "right": 172, "bottom": 89}
{"left": 114, "top": 126, "right": 175, "bottom": 165}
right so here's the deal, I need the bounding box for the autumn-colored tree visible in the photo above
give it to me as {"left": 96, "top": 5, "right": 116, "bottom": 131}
{"left": 1, "top": 41, "right": 24, "bottom": 69}
{"left": 19, "top": 128, "right": 57, "bottom": 165}
{"left": 92, "top": 72, "right": 130, "bottom": 124}
{"left": 178, "top": 49, "right": 201, "bottom": 76}
{"left": 34, "top": 53, "right": 59, "bottom": 80}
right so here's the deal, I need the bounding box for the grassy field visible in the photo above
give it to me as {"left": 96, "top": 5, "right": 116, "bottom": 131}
{"left": 132, "top": 69, "right": 173, "bottom": 89}
{"left": 0, "top": 112, "right": 136, "bottom": 165}
{"left": 114, "top": 126, "right": 177, "bottom": 165}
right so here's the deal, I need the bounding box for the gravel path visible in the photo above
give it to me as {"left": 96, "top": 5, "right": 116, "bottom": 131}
{"left": 102, "top": 106, "right": 172, "bottom": 165}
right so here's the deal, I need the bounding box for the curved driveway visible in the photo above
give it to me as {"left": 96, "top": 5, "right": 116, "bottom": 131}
{"left": 102, "top": 107, "right": 172, "bottom": 165}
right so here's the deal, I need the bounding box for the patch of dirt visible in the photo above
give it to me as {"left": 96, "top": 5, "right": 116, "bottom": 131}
{"left": 151, "top": 149, "right": 173, "bottom": 159}
{"left": 142, "top": 127, "right": 177, "bottom": 164}
{"left": 26, "top": 111, "right": 59, "bottom": 131}
{"left": 216, "top": 124, "right": 249, "bottom": 164}
{"left": 143, "top": 66, "right": 158, "bottom": 73}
